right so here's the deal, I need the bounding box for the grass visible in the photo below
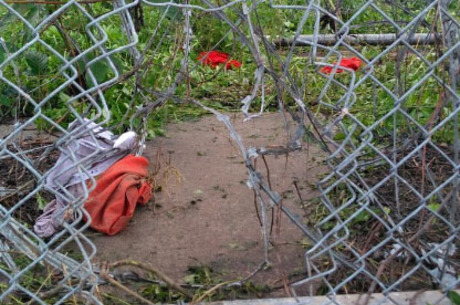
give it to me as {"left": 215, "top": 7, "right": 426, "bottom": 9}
{"left": 0, "top": 258, "right": 62, "bottom": 304}
{"left": 0, "top": 254, "right": 272, "bottom": 304}
{"left": 0, "top": 1, "right": 457, "bottom": 147}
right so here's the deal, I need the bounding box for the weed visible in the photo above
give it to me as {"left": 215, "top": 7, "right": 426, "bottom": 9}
{"left": 184, "top": 264, "right": 271, "bottom": 301}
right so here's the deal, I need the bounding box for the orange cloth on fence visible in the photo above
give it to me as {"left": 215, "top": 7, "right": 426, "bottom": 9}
{"left": 84, "top": 154, "right": 152, "bottom": 236}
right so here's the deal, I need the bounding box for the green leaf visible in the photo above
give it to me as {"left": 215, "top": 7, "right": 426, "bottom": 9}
{"left": 85, "top": 60, "right": 109, "bottom": 87}
{"left": 355, "top": 210, "right": 371, "bottom": 223}
{"left": 108, "top": 55, "right": 124, "bottom": 75}
{"left": 0, "top": 97, "right": 12, "bottom": 106}
{"left": 25, "top": 50, "right": 48, "bottom": 75}
{"left": 427, "top": 203, "right": 440, "bottom": 212}
{"left": 0, "top": 47, "right": 5, "bottom": 64}
{"left": 36, "top": 193, "right": 47, "bottom": 211}
{"left": 122, "top": 87, "right": 131, "bottom": 96}
{"left": 448, "top": 291, "right": 460, "bottom": 305}
{"left": 183, "top": 274, "right": 197, "bottom": 285}
{"left": 75, "top": 51, "right": 96, "bottom": 76}
{"left": 79, "top": 52, "right": 122, "bottom": 87}
{"left": 333, "top": 132, "right": 346, "bottom": 141}
{"left": 283, "top": 21, "right": 295, "bottom": 29}
{"left": 59, "top": 92, "right": 71, "bottom": 104}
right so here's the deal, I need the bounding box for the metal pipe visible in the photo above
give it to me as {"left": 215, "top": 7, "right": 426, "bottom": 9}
{"left": 273, "top": 33, "right": 439, "bottom": 46}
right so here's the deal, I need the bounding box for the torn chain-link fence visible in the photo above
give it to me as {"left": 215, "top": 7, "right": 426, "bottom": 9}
{"left": 0, "top": 0, "right": 459, "bottom": 304}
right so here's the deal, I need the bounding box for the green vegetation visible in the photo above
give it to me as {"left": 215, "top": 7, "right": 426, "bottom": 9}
{"left": 448, "top": 291, "right": 460, "bottom": 305}
{"left": 0, "top": 0, "right": 457, "bottom": 144}
{"left": 0, "top": 251, "right": 88, "bottom": 304}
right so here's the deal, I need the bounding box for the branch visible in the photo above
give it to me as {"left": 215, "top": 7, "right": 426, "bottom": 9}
{"left": 274, "top": 33, "right": 439, "bottom": 46}
{"left": 99, "top": 272, "right": 157, "bottom": 305}
{"left": 109, "top": 259, "right": 193, "bottom": 299}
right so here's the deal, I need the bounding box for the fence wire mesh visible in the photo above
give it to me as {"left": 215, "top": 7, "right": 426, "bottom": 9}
{"left": 0, "top": 0, "right": 459, "bottom": 304}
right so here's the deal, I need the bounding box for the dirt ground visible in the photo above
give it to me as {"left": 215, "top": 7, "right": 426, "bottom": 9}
{"left": 90, "top": 113, "right": 326, "bottom": 296}
{"left": 2, "top": 112, "right": 457, "bottom": 302}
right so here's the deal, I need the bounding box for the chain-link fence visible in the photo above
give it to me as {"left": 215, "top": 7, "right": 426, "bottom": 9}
{"left": 0, "top": 0, "right": 459, "bottom": 304}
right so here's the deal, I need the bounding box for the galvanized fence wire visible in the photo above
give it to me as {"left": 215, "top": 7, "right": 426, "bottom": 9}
{"left": 0, "top": 0, "right": 459, "bottom": 304}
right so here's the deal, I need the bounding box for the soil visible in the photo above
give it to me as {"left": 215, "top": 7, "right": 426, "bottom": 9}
{"left": 90, "top": 112, "right": 328, "bottom": 296}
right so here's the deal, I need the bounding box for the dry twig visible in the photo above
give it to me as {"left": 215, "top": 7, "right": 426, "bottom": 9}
{"left": 190, "top": 281, "right": 233, "bottom": 305}
{"left": 109, "top": 259, "right": 192, "bottom": 298}
{"left": 99, "top": 272, "right": 156, "bottom": 305}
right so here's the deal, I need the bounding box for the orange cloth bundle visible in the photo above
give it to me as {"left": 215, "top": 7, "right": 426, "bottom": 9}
{"left": 320, "top": 57, "right": 362, "bottom": 74}
{"left": 84, "top": 154, "right": 152, "bottom": 235}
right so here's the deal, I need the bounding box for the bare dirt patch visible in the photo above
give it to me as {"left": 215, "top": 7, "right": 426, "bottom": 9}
{"left": 91, "top": 112, "right": 327, "bottom": 297}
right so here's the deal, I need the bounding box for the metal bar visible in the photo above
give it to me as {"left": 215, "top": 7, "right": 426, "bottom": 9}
{"left": 273, "top": 33, "right": 439, "bottom": 46}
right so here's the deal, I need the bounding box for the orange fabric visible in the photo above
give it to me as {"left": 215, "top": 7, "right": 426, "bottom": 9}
{"left": 320, "top": 57, "right": 362, "bottom": 74}
{"left": 84, "top": 154, "right": 152, "bottom": 235}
